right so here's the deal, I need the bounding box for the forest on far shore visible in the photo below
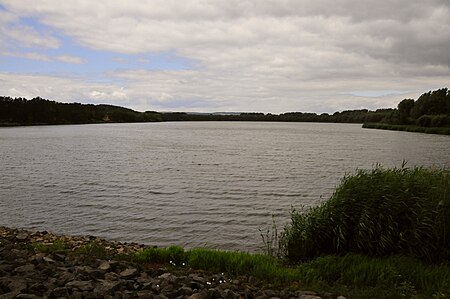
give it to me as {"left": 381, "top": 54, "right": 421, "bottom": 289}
{"left": 1, "top": 88, "right": 449, "bottom": 127}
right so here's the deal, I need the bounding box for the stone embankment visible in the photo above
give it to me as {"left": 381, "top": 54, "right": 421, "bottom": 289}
{"left": 0, "top": 227, "right": 347, "bottom": 299}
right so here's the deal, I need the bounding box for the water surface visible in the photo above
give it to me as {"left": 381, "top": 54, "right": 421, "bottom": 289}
{"left": 1, "top": 122, "right": 449, "bottom": 252}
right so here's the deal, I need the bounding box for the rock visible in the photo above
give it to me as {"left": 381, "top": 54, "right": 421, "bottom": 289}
{"left": 297, "top": 291, "right": 320, "bottom": 297}
{"left": 98, "top": 261, "right": 111, "bottom": 271}
{"left": 70, "top": 290, "right": 83, "bottom": 298}
{"left": 118, "top": 279, "right": 135, "bottom": 291}
{"left": 48, "top": 286, "right": 70, "bottom": 298}
{"left": 208, "top": 288, "right": 221, "bottom": 298}
{"left": 322, "top": 292, "right": 334, "bottom": 299}
{"left": 0, "top": 292, "right": 20, "bottom": 299}
{"left": 15, "top": 295, "right": 41, "bottom": 299}
{"left": 120, "top": 268, "right": 138, "bottom": 278}
{"left": 0, "top": 226, "right": 351, "bottom": 299}
{"left": 10, "top": 248, "right": 28, "bottom": 259}
{"left": 263, "top": 290, "right": 278, "bottom": 298}
{"left": 28, "top": 282, "right": 48, "bottom": 293}
{"left": 299, "top": 295, "right": 322, "bottom": 299}
{"left": 239, "top": 288, "right": 253, "bottom": 299}
{"left": 16, "top": 232, "right": 28, "bottom": 241}
{"left": 137, "top": 272, "right": 151, "bottom": 284}
{"left": 66, "top": 280, "right": 94, "bottom": 291}
{"left": 136, "top": 290, "right": 155, "bottom": 298}
{"left": 42, "top": 256, "right": 56, "bottom": 264}
{"left": 187, "top": 289, "right": 210, "bottom": 299}
{"left": 7, "top": 278, "right": 27, "bottom": 293}
{"left": 55, "top": 271, "right": 76, "bottom": 286}
{"left": 41, "top": 266, "right": 55, "bottom": 277}
{"left": 221, "top": 289, "right": 239, "bottom": 299}
{"left": 190, "top": 281, "right": 204, "bottom": 290}
{"left": 94, "top": 279, "right": 121, "bottom": 293}
{"left": 31, "top": 253, "right": 46, "bottom": 261}
{"left": 159, "top": 272, "right": 177, "bottom": 284}
{"left": 181, "top": 286, "right": 194, "bottom": 296}
{"left": 53, "top": 253, "right": 66, "bottom": 261}
{"left": 88, "top": 269, "right": 104, "bottom": 279}
{"left": 105, "top": 272, "right": 120, "bottom": 281}
{"left": 14, "top": 263, "right": 35, "bottom": 273}
{"left": 189, "top": 274, "right": 207, "bottom": 284}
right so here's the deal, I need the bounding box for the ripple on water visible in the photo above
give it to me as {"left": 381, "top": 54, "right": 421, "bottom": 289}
{"left": 1, "top": 122, "right": 449, "bottom": 252}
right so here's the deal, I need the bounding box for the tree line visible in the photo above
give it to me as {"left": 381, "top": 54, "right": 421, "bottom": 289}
{"left": 1, "top": 88, "right": 448, "bottom": 126}
{"left": 0, "top": 96, "right": 162, "bottom": 125}
{"left": 159, "top": 109, "right": 393, "bottom": 123}
{"left": 386, "top": 88, "right": 450, "bottom": 127}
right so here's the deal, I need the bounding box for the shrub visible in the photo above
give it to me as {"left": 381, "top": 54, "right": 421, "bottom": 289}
{"left": 430, "top": 115, "right": 449, "bottom": 127}
{"left": 417, "top": 115, "right": 433, "bottom": 127}
{"left": 281, "top": 166, "right": 450, "bottom": 263}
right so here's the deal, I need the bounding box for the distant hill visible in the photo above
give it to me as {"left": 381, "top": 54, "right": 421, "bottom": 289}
{"left": 0, "top": 96, "right": 162, "bottom": 125}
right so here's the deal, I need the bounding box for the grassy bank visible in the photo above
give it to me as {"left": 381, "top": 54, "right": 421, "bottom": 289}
{"left": 28, "top": 243, "right": 450, "bottom": 299}
{"left": 131, "top": 246, "right": 450, "bottom": 298}
{"left": 29, "top": 240, "right": 450, "bottom": 298}
{"left": 362, "top": 122, "right": 450, "bottom": 135}
{"left": 23, "top": 166, "right": 450, "bottom": 298}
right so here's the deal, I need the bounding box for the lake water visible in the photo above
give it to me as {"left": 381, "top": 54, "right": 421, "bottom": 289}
{"left": 1, "top": 122, "right": 449, "bottom": 252}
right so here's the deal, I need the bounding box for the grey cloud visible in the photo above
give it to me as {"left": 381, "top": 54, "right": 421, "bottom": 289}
{"left": 0, "top": 0, "right": 448, "bottom": 113}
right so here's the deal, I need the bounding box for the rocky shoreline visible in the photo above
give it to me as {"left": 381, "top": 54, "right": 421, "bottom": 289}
{"left": 0, "top": 227, "right": 346, "bottom": 299}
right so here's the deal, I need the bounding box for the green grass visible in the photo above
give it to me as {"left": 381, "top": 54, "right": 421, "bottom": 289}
{"left": 281, "top": 166, "right": 450, "bottom": 263}
{"left": 31, "top": 240, "right": 67, "bottom": 253}
{"left": 73, "top": 241, "right": 115, "bottom": 259}
{"left": 32, "top": 239, "right": 123, "bottom": 261}
{"left": 298, "top": 254, "right": 450, "bottom": 298}
{"left": 362, "top": 123, "right": 450, "bottom": 135}
{"left": 131, "top": 246, "right": 450, "bottom": 298}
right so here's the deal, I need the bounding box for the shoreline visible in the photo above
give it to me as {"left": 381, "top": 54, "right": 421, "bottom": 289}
{"left": 362, "top": 122, "right": 450, "bottom": 135}
{"left": 0, "top": 226, "right": 344, "bottom": 299}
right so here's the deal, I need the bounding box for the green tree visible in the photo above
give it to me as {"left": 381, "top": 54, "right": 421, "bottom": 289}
{"left": 397, "top": 99, "right": 414, "bottom": 124}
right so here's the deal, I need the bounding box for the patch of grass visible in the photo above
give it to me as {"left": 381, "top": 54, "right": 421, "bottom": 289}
{"left": 32, "top": 240, "right": 67, "bottom": 253}
{"left": 132, "top": 246, "right": 450, "bottom": 298}
{"left": 281, "top": 166, "right": 450, "bottom": 263}
{"left": 73, "top": 241, "right": 117, "bottom": 260}
{"left": 297, "top": 254, "right": 450, "bottom": 299}
{"left": 133, "top": 246, "right": 291, "bottom": 282}
{"left": 132, "top": 245, "right": 186, "bottom": 265}
{"left": 188, "top": 248, "right": 284, "bottom": 280}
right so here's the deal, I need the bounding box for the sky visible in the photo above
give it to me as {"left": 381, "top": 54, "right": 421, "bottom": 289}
{"left": 0, "top": 1, "right": 449, "bottom": 113}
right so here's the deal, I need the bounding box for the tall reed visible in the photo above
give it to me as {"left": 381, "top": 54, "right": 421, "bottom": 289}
{"left": 281, "top": 166, "right": 450, "bottom": 263}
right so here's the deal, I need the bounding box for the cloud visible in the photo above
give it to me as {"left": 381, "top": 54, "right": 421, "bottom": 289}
{"left": 0, "top": 8, "right": 59, "bottom": 49}
{"left": 0, "top": 72, "right": 132, "bottom": 107}
{"left": 112, "top": 57, "right": 127, "bottom": 63}
{"left": 1, "top": 51, "right": 51, "bottom": 61}
{"left": 1, "top": 51, "right": 86, "bottom": 64}
{"left": 1, "top": 67, "right": 446, "bottom": 114}
{"left": 55, "top": 55, "right": 86, "bottom": 64}
{"left": 0, "top": 0, "right": 449, "bottom": 113}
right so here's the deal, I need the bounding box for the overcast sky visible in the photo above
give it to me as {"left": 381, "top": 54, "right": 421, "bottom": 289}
{"left": 0, "top": 1, "right": 449, "bottom": 113}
